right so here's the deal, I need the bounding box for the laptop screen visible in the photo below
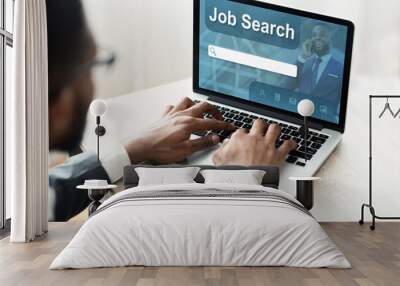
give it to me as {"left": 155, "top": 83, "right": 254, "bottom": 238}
{"left": 194, "top": 0, "right": 354, "bottom": 128}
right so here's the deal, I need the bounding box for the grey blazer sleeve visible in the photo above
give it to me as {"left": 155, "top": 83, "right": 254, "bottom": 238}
{"left": 49, "top": 152, "right": 110, "bottom": 221}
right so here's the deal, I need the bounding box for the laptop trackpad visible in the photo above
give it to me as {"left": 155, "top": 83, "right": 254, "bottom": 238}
{"left": 187, "top": 145, "right": 218, "bottom": 165}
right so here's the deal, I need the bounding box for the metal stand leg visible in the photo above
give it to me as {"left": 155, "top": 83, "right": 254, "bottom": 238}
{"left": 88, "top": 189, "right": 107, "bottom": 216}
{"left": 359, "top": 204, "right": 376, "bottom": 231}
{"left": 370, "top": 206, "right": 376, "bottom": 231}
{"left": 88, "top": 201, "right": 102, "bottom": 216}
{"left": 359, "top": 204, "right": 366, "bottom": 225}
{"left": 296, "top": 181, "right": 314, "bottom": 211}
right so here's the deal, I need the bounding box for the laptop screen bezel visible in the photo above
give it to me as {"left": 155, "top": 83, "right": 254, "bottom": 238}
{"left": 193, "top": 0, "right": 355, "bottom": 133}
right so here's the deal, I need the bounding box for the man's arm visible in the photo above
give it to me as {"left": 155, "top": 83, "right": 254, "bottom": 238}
{"left": 49, "top": 146, "right": 130, "bottom": 221}
{"left": 49, "top": 98, "right": 235, "bottom": 221}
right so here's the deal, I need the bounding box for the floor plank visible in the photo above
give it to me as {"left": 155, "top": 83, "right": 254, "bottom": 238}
{"left": 0, "top": 222, "right": 399, "bottom": 286}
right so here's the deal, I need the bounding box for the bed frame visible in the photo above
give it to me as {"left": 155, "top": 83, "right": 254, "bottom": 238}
{"left": 123, "top": 165, "right": 280, "bottom": 189}
{"left": 123, "top": 165, "right": 312, "bottom": 210}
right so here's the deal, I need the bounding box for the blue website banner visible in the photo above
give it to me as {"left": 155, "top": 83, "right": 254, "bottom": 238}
{"left": 198, "top": 0, "right": 348, "bottom": 124}
{"left": 205, "top": 0, "right": 301, "bottom": 49}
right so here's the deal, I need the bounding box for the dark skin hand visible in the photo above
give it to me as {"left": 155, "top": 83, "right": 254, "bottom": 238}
{"left": 125, "top": 97, "right": 297, "bottom": 166}
{"left": 124, "top": 97, "right": 235, "bottom": 164}
{"left": 213, "top": 120, "right": 298, "bottom": 167}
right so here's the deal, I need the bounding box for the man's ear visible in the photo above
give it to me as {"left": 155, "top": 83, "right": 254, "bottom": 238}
{"left": 49, "top": 86, "right": 76, "bottom": 139}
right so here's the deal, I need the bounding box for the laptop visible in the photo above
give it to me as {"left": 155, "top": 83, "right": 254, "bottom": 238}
{"left": 188, "top": 0, "right": 354, "bottom": 191}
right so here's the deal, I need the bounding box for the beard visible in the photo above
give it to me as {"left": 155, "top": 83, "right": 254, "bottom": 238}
{"left": 51, "top": 95, "right": 89, "bottom": 153}
{"left": 314, "top": 40, "right": 330, "bottom": 56}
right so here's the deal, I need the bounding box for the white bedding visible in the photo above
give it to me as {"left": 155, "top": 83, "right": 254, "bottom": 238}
{"left": 50, "top": 183, "right": 350, "bottom": 269}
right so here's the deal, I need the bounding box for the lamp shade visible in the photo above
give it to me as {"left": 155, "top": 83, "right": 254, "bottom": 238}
{"left": 90, "top": 100, "right": 108, "bottom": 117}
{"left": 297, "top": 99, "right": 315, "bottom": 117}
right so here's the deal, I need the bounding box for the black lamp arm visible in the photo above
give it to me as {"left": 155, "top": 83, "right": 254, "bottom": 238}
{"left": 304, "top": 116, "right": 308, "bottom": 163}
{"left": 94, "top": 116, "right": 106, "bottom": 162}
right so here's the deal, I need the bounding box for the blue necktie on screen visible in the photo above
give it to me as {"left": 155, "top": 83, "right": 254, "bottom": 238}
{"left": 311, "top": 57, "right": 322, "bottom": 90}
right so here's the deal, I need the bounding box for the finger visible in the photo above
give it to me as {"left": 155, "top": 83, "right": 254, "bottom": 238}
{"left": 212, "top": 147, "right": 223, "bottom": 166}
{"left": 264, "top": 124, "right": 281, "bottom": 145}
{"left": 277, "top": 140, "right": 298, "bottom": 160}
{"left": 189, "top": 118, "right": 235, "bottom": 132}
{"left": 212, "top": 150, "right": 223, "bottom": 166}
{"left": 184, "top": 101, "right": 223, "bottom": 120}
{"left": 163, "top": 105, "right": 174, "bottom": 116}
{"left": 170, "top": 97, "right": 194, "bottom": 113}
{"left": 250, "top": 119, "right": 268, "bottom": 136}
{"left": 234, "top": 128, "right": 247, "bottom": 135}
{"left": 218, "top": 138, "right": 231, "bottom": 151}
{"left": 183, "top": 135, "right": 220, "bottom": 154}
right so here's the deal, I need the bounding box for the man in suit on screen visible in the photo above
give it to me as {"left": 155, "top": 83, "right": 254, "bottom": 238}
{"left": 287, "top": 23, "right": 344, "bottom": 104}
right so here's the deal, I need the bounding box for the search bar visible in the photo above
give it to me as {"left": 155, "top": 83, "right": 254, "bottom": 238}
{"left": 208, "top": 45, "right": 298, "bottom": 78}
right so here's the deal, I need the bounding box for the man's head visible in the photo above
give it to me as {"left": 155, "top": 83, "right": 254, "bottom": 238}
{"left": 311, "top": 23, "right": 332, "bottom": 56}
{"left": 47, "top": 0, "right": 96, "bottom": 152}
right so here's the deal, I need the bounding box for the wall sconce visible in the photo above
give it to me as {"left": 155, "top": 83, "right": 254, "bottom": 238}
{"left": 90, "top": 100, "right": 108, "bottom": 161}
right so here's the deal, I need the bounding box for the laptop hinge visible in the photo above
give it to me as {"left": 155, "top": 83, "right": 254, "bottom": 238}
{"left": 208, "top": 96, "right": 324, "bottom": 131}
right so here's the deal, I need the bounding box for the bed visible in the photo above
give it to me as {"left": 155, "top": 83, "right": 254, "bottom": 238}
{"left": 50, "top": 165, "right": 350, "bottom": 269}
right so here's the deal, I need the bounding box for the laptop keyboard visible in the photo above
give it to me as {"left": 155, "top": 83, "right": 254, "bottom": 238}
{"left": 192, "top": 100, "right": 330, "bottom": 167}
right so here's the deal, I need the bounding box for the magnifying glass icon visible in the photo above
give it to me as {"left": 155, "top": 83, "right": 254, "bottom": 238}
{"left": 209, "top": 46, "right": 217, "bottom": 57}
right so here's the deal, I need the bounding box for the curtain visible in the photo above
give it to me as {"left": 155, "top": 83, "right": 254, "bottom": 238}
{"left": 8, "top": 0, "right": 48, "bottom": 242}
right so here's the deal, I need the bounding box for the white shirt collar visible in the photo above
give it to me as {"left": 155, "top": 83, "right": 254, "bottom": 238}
{"left": 317, "top": 53, "right": 332, "bottom": 62}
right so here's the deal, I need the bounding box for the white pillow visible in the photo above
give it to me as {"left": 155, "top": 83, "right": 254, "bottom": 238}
{"left": 200, "top": 169, "right": 266, "bottom": 185}
{"left": 135, "top": 167, "right": 201, "bottom": 186}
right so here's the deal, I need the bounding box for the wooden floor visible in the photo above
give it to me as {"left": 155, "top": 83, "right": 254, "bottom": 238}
{"left": 0, "top": 222, "right": 399, "bottom": 286}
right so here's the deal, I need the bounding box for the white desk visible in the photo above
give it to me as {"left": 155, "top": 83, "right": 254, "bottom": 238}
{"left": 82, "top": 77, "right": 400, "bottom": 221}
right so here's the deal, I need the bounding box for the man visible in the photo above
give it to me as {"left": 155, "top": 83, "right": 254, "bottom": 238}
{"left": 287, "top": 24, "right": 344, "bottom": 103}
{"left": 47, "top": 0, "right": 297, "bottom": 221}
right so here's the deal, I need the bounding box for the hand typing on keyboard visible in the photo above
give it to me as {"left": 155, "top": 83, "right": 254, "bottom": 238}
{"left": 213, "top": 120, "right": 298, "bottom": 167}
{"left": 124, "top": 97, "right": 235, "bottom": 164}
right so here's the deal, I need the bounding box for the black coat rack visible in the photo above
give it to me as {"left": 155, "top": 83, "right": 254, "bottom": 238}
{"left": 359, "top": 95, "right": 400, "bottom": 230}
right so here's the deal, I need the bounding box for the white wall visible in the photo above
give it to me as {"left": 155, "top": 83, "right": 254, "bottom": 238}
{"left": 83, "top": 0, "right": 193, "bottom": 98}
{"left": 356, "top": 0, "right": 400, "bottom": 78}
